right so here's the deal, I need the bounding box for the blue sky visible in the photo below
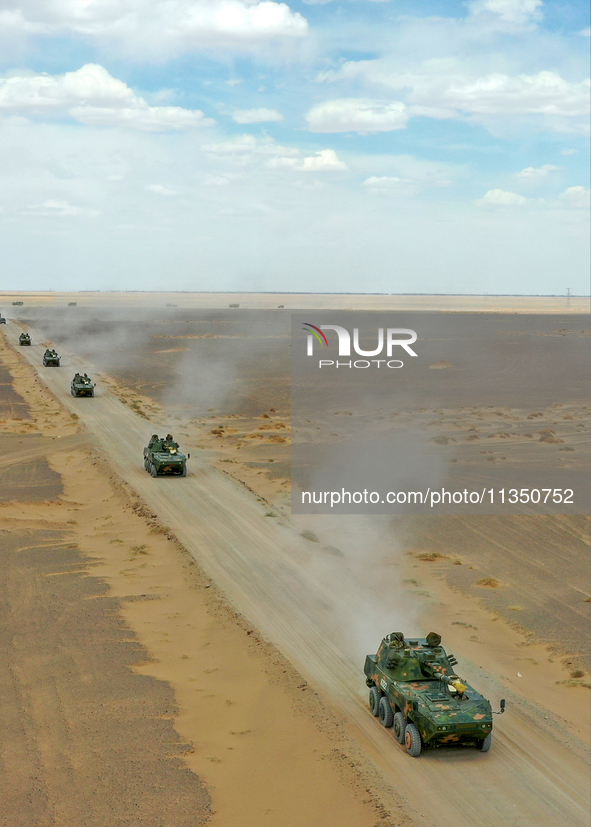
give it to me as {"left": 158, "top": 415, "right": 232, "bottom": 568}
{"left": 0, "top": 0, "right": 589, "bottom": 293}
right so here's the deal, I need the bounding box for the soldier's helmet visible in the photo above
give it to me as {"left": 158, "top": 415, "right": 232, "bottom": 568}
{"left": 388, "top": 632, "right": 405, "bottom": 649}
{"left": 166, "top": 433, "right": 173, "bottom": 441}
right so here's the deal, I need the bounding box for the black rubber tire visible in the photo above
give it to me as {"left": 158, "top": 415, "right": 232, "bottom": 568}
{"left": 181, "top": 465, "right": 187, "bottom": 477}
{"left": 479, "top": 733, "right": 492, "bottom": 752}
{"left": 369, "top": 686, "right": 381, "bottom": 717}
{"left": 404, "top": 723, "right": 422, "bottom": 757}
{"left": 90, "top": 390, "right": 94, "bottom": 397}
{"left": 150, "top": 464, "right": 158, "bottom": 478}
{"left": 393, "top": 711, "right": 407, "bottom": 743}
{"left": 378, "top": 696, "right": 394, "bottom": 728}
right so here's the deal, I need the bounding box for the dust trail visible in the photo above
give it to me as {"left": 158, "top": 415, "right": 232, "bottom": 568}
{"left": 289, "top": 513, "right": 424, "bottom": 673}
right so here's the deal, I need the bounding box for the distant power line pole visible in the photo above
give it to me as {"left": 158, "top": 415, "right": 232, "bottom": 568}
{"left": 566, "top": 287, "right": 571, "bottom": 308}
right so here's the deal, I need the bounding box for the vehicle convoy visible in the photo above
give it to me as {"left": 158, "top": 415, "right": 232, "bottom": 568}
{"left": 19, "top": 332, "right": 31, "bottom": 346}
{"left": 71, "top": 373, "right": 95, "bottom": 397}
{"left": 43, "top": 348, "right": 60, "bottom": 367}
{"left": 364, "top": 632, "right": 505, "bottom": 757}
{"left": 143, "top": 434, "right": 189, "bottom": 477}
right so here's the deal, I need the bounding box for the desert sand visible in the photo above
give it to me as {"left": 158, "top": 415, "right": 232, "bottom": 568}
{"left": 1, "top": 293, "right": 590, "bottom": 827}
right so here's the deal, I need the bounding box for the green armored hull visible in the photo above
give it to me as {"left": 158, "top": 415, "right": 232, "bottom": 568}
{"left": 71, "top": 374, "right": 95, "bottom": 397}
{"left": 364, "top": 632, "right": 504, "bottom": 757}
{"left": 19, "top": 333, "right": 31, "bottom": 346}
{"left": 43, "top": 349, "right": 60, "bottom": 367}
{"left": 143, "top": 434, "right": 189, "bottom": 477}
{"left": 0, "top": 316, "right": 6, "bottom": 324}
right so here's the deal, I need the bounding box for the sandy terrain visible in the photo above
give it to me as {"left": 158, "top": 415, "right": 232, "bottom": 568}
{"left": 0, "top": 336, "right": 384, "bottom": 825}
{"left": 1, "top": 290, "right": 589, "bottom": 313}
{"left": 3, "top": 299, "right": 590, "bottom": 827}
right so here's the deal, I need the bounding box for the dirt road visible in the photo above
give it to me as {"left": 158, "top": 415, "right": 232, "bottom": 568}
{"left": 7, "top": 324, "right": 590, "bottom": 827}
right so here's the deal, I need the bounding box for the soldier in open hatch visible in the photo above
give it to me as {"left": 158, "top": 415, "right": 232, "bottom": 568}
{"left": 143, "top": 434, "right": 189, "bottom": 477}
{"left": 43, "top": 349, "right": 60, "bottom": 366}
{"left": 364, "top": 631, "right": 505, "bottom": 757}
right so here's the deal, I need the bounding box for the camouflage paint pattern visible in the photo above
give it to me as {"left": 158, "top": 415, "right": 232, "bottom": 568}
{"left": 43, "top": 349, "right": 60, "bottom": 367}
{"left": 71, "top": 373, "right": 95, "bottom": 397}
{"left": 364, "top": 634, "right": 493, "bottom": 748}
{"left": 143, "top": 435, "right": 188, "bottom": 477}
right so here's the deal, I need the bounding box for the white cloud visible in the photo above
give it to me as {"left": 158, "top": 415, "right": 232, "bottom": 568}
{"left": 24, "top": 199, "right": 99, "bottom": 217}
{"left": 559, "top": 186, "right": 590, "bottom": 209}
{"left": 467, "top": 0, "right": 543, "bottom": 26}
{"left": 298, "top": 149, "right": 348, "bottom": 171}
{"left": 305, "top": 98, "right": 408, "bottom": 133}
{"left": 361, "top": 176, "right": 419, "bottom": 196}
{"left": 319, "top": 63, "right": 590, "bottom": 131}
{"left": 516, "top": 164, "right": 560, "bottom": 180}
{"left": 0, "top": 0, "right": 309, "bottom": 57}
{"left": 203, "top": 133, "right": 298, "bottom": 157}
{"left": 202, "top": 133, "right": 346, "bottom": 172}
{"left": 232, "top": 107, "right": 283, "bottom": 123}
{"left": 267, "top": 148, "right": 347, "bottom": 171}
{"left": 0, "top": 64, "right": 215, "bottom": 131}
{"left": 560, "top": 148, "right": 578, "bottom": 156}
{"left": 146, "top": 184, "right": 177, "bottom": 196}
{"left": 476, "top": 188, "right": 527, "bottom": 206}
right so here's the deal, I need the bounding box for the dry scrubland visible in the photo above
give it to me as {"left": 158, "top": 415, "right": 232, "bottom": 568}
{"left": 1, "top": 292, "right": 590, "bottom": 827}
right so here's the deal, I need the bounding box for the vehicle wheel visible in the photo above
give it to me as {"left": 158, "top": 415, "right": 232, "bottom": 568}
{"left": 393, "top": 711, "right": 407, "bottom": 743}
{"left": 479, "top": 733, "right": 492, "bottom": 753}
{"left": 404, "top": 723, "right": 422, "bottom": 757}
{"left": 378, "top": 696, "right": 394, "bottom": 728}
{"left": 181, "top": 465, "right": 187, "bottom": 477}
{"left": 369, "top": 686, "right": 381, "bottom": 717}
{"left": 150, "top": 464, "right": 158, "bottom": 478}
{"left": 90, "top": 390, "right": 94, "bottom": 397}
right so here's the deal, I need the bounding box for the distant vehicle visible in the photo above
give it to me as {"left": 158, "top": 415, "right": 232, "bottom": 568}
{"left": 68, "top": 302, "right": 77, "bottom": 307}
{"left": 143, "top": 433, "right": 189, "bottom": 477}
{"left": 364, "top": 632, "right": 504, "bottom": 757}
{"left": 19, "top": 332, "right": 31, "bottom": 346}
{"left": 71, "top": 373, "right": 95, "bottom": 397}
{"left": 12, "top": 301, "right": 23, "bottom": 306}
{"left": 43, "top": 348, "right": 60, "bottom": 367}
{"left": 277, "top": 305, "right": 284, "bottom": 309}
{"left": 229, "top": 303, "right": 240, "bottom": 308}
{"left": 0, "top": 315, "right": 6, "bottom": 324}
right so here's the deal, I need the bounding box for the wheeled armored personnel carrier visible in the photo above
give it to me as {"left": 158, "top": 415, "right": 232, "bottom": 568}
{"left": 364, "top": 632, "right": 504, "bottom": 757}
{"left": 71, "top": 373, "right": 95, "bottom": 397}
{"left": 19, "top": 332, "right": 31, "bottom": 346}
{"left": 143, "top": 434, "right": 189, "bottom": 477}
{"left": 43, "top": 348, "right": 60, "bottom": 367}
{"left": 0, "top": 314, "right": 6, "bottom": 324}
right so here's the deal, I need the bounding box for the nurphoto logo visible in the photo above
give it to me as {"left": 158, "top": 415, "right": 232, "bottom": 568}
{"left": 302, "top": 323, "right": 418, "bottom": 369}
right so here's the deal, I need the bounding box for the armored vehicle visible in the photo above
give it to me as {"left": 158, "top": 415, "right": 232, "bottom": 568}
{"left": 71, "top": 373, "right": 95, "bottom": 397}
{"left": 19, "top": 332, "right": 31, "bottom": 346}
{"left": 43, "top": 348, "right": 60, "bottom": 367}
{"left": 0, "top": 315, "right": 6, "bottom": 324}
{"left": 143, "top": 434, "right": 189, "bottom": 477}
{"left": 364, "top": 632, "right": 504, "bottom": 757}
